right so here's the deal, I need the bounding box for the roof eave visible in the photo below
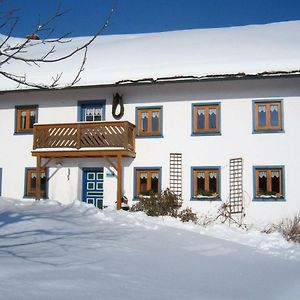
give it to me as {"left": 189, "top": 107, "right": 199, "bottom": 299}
{"left": 1, "top": 70, "right": 300, "bottom": 94}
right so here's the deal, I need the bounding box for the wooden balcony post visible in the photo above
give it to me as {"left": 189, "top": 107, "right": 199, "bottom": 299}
{"left": 124, "top": 122, "right": 129, "bottom": 150}
{"left": 131, "top": 124, "right": 135, "bottom": 152}
{"left": 76, "top": 124, "right": 81, "bottom": 149}
{"left": 116, "top": 154, "right": 122, "bottom": 210}
{"left": 36, "top": 155, "right": 41, "bottom": 201}
{"left": 33, "top": 125, "right": 37, "bottom": 150}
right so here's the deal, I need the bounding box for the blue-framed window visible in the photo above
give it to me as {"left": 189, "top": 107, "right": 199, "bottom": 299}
{"left": 78, "top": 100, "right": 106, "bottom": 122}
{"left": 192, "top": 102, "right": 221, "bottom": 136}
{"left": 253, "top": 166, "right": 285, "bottom": 201}
{"left": 135, "top": 106, "right": 163, "bottom": 138}
{"left": 15, "top": 105, "right": 38, "bottom": 134}
{"left": 24, "top": 167, "right": 48, "bottom": 199}
{"left": 134, "top": 167, "right": 162, "bottom": 198}
{"left": 191, "top": 166, "right": 221, "bottom": 200}
{"left": 252, "top": 100, "right": 284, "bottom": 133}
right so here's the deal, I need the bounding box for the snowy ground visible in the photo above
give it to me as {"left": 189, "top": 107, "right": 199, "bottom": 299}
{"left": 0, "top": 198, "right": 300, "bottom": 300}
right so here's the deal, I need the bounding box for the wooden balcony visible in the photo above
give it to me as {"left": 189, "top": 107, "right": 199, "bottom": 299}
{"left": 32, "top": 121, "right": 136, "bottom": 158}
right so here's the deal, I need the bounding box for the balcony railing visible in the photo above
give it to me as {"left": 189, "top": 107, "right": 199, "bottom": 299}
{"left": 33, "top": 121, "right": 135, "bottom": 152}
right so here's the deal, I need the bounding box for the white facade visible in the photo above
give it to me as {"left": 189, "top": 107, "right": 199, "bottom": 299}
{"left": 0, "top": 76, "right": 299, "bottom": 225}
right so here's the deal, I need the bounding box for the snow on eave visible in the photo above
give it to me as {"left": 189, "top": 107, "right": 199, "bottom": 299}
{"left": 1, "top": 69, "right": 300, "bottom": 95}
{"left": 115, "top": 70, "right": 300, "bottom": 85}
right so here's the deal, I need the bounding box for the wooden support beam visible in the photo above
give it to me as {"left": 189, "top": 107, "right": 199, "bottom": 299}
{"left": 42, "top": 158, "right": 52, "bottom": 169}
{"left": 36, "top": 155, "right": 42, "bottom": 201}
{"left": 116, "top": 155, "right": 122, "bottom": 210}
{"left": 104, "top": 156, "right": 117, "bottom": 171}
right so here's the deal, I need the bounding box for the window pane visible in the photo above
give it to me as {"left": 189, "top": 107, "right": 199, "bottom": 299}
{"left": 209, "top": 172, "right": 217, "bottom": 194}
{"left": 29, "top": 171, "right": 46, "bottom": 195}
{"left": 209, "top": 108, "right": 217, "bottom": 129}
{"left": 196, "top": 172, "right": 205, "bottom": 195}
{"left": 141, "top": 112, "right": 148, "bottom": 132}
{"left": 197, "top": 108, "right": 205, "bottom": 129}
{"left": 96, "top": 182, "right": 103, "bottom": 190}
{"left": 96, "top": 173, "right": 103, "bottom": 180}
{"left": 271, "top": 171, "right": 280, "bottom": 194}
{"left": 30, "top": 172, "right": 37, "bottom": 192}
{"left": 152, "top": 111, "right": 159, "bottom": 132}
{"left": 87, "top": 182, "right": 95, "bottom": 190}
{"left": 139, "top": 172, "right": 147, "bottom": 194}
{"left": 258, "top": 171, "right": 267, "bottom": 195}
{"left": 82, "top": 105, "right": 103, "bottom": 122}
{"left": 29, "top": 110, "right": 36, "bottom": 128}
{"left": 87, "top": 173, "right": 95, "bottom": 180}
{"left": 85, "top": 108, "right": 94, "bottom": 122}
{"left": 258, "top": 105, "right": 266, "bottom": 127}
{"left": 20, "top": 111, "right": 27, "bottom": 129}
{"left": 270, "top": 105, "right": 279, "bottom": 127}
{"left": 92, "top": 108, "right": 102, "bottom": 121}
{"left": 41, "top": 175, "right": 47, "bottom": 193}
{"left": 151, "top": 172, "right": 159, "bottom": 193}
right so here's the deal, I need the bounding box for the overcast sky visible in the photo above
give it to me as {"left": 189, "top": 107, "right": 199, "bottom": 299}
{"left": 2, "top": 0, "right": 300, "bottom": 37}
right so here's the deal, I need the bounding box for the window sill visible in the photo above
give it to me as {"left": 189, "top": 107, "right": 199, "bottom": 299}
{"left": 14, "top": 131, "right": 33, "bottom": 135}
{"left": 136, "top": 135, "right": 164, "bottom": 139}
{"left": 190, "top": 197, "right": 221, "bottom": 202}
{"left": 252, "top": 129, "right": 284, "bottom": 134}
{"left": 23, "top": 195, "right": 49, "bottom": 200}
{"left": 253, "top": 197, "right": 286, "bottom": 202}
{"left": 133, "top": 195, "right": 157, "bottom": 201}
{"left": 191, "top": 132, "right": 221, "bottom": 137}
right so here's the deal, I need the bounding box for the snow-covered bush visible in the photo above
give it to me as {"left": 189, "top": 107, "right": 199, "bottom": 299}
{"left": 263, "top": 213, "right": 300, "bottom": 243}
{"left": 131, "top": 188, "right": 182, "bottom": 217}
{"left": 197, "top": 214, "right": 216, "bottom": 226}
{"left": 177, "top": 207, "right": 198, "bottom": 223}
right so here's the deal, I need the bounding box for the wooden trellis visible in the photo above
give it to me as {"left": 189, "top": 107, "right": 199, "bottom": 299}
{"left": 169, "top": 153, "right": 182, "bottom": 196}
{"left": 228, "top": 157, "right": 244, "bottom": 215}
{"left": 216, "top": 157, "right": 245, "bottom": 227}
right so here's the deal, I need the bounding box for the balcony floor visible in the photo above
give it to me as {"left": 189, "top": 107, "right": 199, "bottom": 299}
{"left": 32, "top": 147, "right": 136, "bottom": 158}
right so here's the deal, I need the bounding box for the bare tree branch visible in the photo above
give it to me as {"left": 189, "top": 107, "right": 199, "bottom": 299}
{"left": 0, "top": 1, "right": 116, "bottom": 89}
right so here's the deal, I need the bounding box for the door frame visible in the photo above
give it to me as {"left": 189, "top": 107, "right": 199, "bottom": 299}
{"left": 82, "top": 167, "right": 104, "bottom": 207}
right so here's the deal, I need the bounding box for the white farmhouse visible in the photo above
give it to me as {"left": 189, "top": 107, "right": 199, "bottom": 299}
{"left": 0, "top": 20, "right": 299, "bottom": 224}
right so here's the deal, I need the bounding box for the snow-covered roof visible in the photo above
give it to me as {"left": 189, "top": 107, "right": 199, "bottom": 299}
{"left": 1, "top": 20, "right": 300, "bottom": 91}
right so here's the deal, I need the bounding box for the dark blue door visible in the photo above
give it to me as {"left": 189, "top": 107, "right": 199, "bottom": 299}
{"left": 82, "top": 168, "right": 104, "bottom": 209}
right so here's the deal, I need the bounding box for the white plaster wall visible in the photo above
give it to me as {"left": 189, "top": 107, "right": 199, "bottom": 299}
{"left": 0, "top": 77, "right": 299, "bottom": 224}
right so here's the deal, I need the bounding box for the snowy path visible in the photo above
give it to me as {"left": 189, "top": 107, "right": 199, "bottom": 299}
{"left": 0, "top": 198, "right": 300, "bottom": 300}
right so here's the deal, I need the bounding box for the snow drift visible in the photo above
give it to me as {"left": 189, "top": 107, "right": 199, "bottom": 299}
{"left": 0, "top": 197, "right": 300, "bottom": 299}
